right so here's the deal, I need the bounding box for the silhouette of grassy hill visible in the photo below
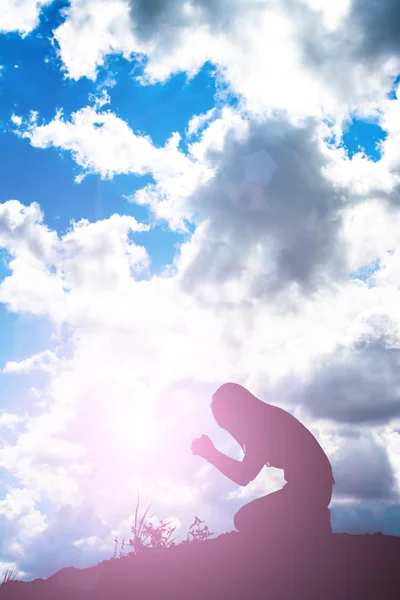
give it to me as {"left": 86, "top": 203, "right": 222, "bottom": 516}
{"left": 1, "top": 531, "right": 399, "bottom": 600}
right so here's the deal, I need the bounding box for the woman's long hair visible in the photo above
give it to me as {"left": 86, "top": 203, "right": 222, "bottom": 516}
{"left": 211, "top": 382, "right": 267, "bottom": 454}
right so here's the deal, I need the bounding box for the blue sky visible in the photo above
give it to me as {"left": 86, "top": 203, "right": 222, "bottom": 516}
{"left": 1, "top": 0, "right": 400, "bottom": 582}
{"left": 0, "top": 5, "right": 218, "bottom": 367}
{"left": 0, "top": 7, "right": 217, "bottom": 258}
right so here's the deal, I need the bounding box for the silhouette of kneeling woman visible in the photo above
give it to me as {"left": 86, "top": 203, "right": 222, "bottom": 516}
{"left": 191, "top": 383, "right": 334, "bottom": 543}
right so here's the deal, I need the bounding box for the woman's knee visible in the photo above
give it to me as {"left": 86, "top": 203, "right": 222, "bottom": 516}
{"left": 233, "top": 505, "right": 247, "bottom": 531}
{"left": 234, "top": 497, "right": 271, "bottom": 532}
{"left": 233, "top": 502, "right": 258, "bottom": 532}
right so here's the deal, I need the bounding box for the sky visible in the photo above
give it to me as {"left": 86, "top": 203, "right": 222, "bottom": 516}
{"left": 1, "top": 0, "right": 400, "bottom": 582}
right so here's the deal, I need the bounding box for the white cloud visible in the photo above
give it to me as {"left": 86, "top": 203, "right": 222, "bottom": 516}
{"left": 297, "top": 0, "right": 351, "bottom": 31}
{"left": 11, "top": 114, "right": 23, "bottom": 127}
{"left": 0, "top": 412, "right": 24, "bottom": 429}
{"left": 3, "top": 350, "right": 60, "bottom": 375}
{"left": 17, "top": 102, "right": 213, "bottom": 230}
{"left": 165, "top": 111, "right": 354, "bottom": 303}
{"left": 19, "top": 103, "right": 197, "bottom": 181}
{"left": 0, "top": 487, "right": 47, "bottom": 561}
{"left": 53, "top": 0, "right": 137, "bottom": 81}
{"left": 51, "top": 0, "right": 400, "bottom": 124}
{"left": 186, "top": 108, "right": 216, "bottom": 137}
{"left": 0, "top": 487, "right": 40, "bottom": 521}
{"left": 0, "top": 202, "right": 150, "bottom": 318}
{"left": 88, "top": 89, "right": 111, "bottom": 109}
{"left": 323, "top": 99, "right": 400, "bottom": 204}
{"left": 0, "top": 0, "right": 53, "bottom": 36}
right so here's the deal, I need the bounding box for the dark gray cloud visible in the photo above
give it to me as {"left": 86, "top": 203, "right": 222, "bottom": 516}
{"left": 350, "top": 0, "right": 400, "bottom": 62}
{"left": 128, "top": 0, "right": 184, "bottom": 42}
{"left": 286, "top": 0, "right": 400, "bottom": 115}
{"left": 331, "top": 500, "right": 400, "bottom": 535}
{"left": 332, "top": 432, "right": 396, "bottom": 500}
{"left": 126, "top": 0, "right": 400, "bottom": 116}
{"left": 127, "top": 0, "right": 261, "bottom": 41}
{"left": 289, "top": 340, "right": 400, "bottom": 425}
{"left": 128, "top": 0, "right": 400, "bottom": 66}
{"left": 178, "top": 115, "right": 347, "bottom": 301}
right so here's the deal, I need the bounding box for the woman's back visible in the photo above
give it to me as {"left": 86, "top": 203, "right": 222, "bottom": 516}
{"left": 211, "top": 382, "right": 334, "bottom": 487}
{"left": 255, "top": 402, "right": 334, "bottom": 486}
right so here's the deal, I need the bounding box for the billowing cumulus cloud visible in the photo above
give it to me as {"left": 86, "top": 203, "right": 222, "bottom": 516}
{"left": 0, "top": 201, "right": 57, "bottom": 264}
{"left": 332, "top": 431, "right": 396, "bottom": 500}
{"left": 284, "top": 0, "right": 400, "bottom": 113}
{"left": 0, "top": 201, "right": 150, "bottom": 317}
{"left": 350, "top": 0, "right": 400, "bottom": 62}
{"left": 176, "top": 114, "right": 348, "bottom": 300}
{"left": 127, "top": 0, "right": 261, "bottom": 41}
{"left": 15, "top": 103, "right": 362, "bottom": 300}
{"left": 17, "top": 104, "right": 191, "bottom": 183}
{"left": 53, "top": 0, "right": 400, "bottom": 120}
{"left": 0, "top": 0, "right": 52, "bottom": 36}
{"left": 290, "top": 340, "right": 400, "bottom": 425}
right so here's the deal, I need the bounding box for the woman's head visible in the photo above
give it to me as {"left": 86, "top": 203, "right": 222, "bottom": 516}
{"left": 211, "top": 383, "right": 265, "bottom": 449}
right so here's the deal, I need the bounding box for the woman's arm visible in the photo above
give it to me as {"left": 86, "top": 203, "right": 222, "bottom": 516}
{"left": 192, "top": 436, "right": 265, "bottom": 486}
{"left": 206, "top": 446, "right": 248, "bottom": 486}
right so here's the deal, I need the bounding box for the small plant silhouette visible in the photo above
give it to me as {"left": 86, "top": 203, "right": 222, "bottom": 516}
{"left": 185, "top": 515, "right": 214, "bottom": 543}
{"left": 113, "top": 491, "right": 214, "bottom": 559}
{"left": 1, "top": 565, "right": 18, "bottom": 586}
{"left": 113, "top": 490, "right": 179, "bottom": 558}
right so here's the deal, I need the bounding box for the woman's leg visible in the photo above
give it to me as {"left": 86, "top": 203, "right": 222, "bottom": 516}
{"left": 289, "top": 479, "right": 333, "bottom": 540}
{"left": 233, "top": 482, "right": 333, "bottom": 541}
{"left": 280, "top": 481, "right": 333, "bottom": 546}
{"left": 233, "top": 486, "right": 291, "bottom": 537}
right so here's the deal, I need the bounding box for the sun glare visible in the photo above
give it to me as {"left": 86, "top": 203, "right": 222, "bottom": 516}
{"left": 106, "top": 392, "right": 160, "bottom": 454}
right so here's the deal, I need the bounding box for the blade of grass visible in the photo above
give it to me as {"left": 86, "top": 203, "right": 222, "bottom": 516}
{"left": 2, "top": 566, "right": 17, "bottom": 585}
{"left": 166, "top": 536, "right": 178, "bottom": 547}
{"left": 137, "top": 505, "right": 153, "bottom": 539}
{"left": 134, "top": 489, "right": 140, "bottom": 538}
